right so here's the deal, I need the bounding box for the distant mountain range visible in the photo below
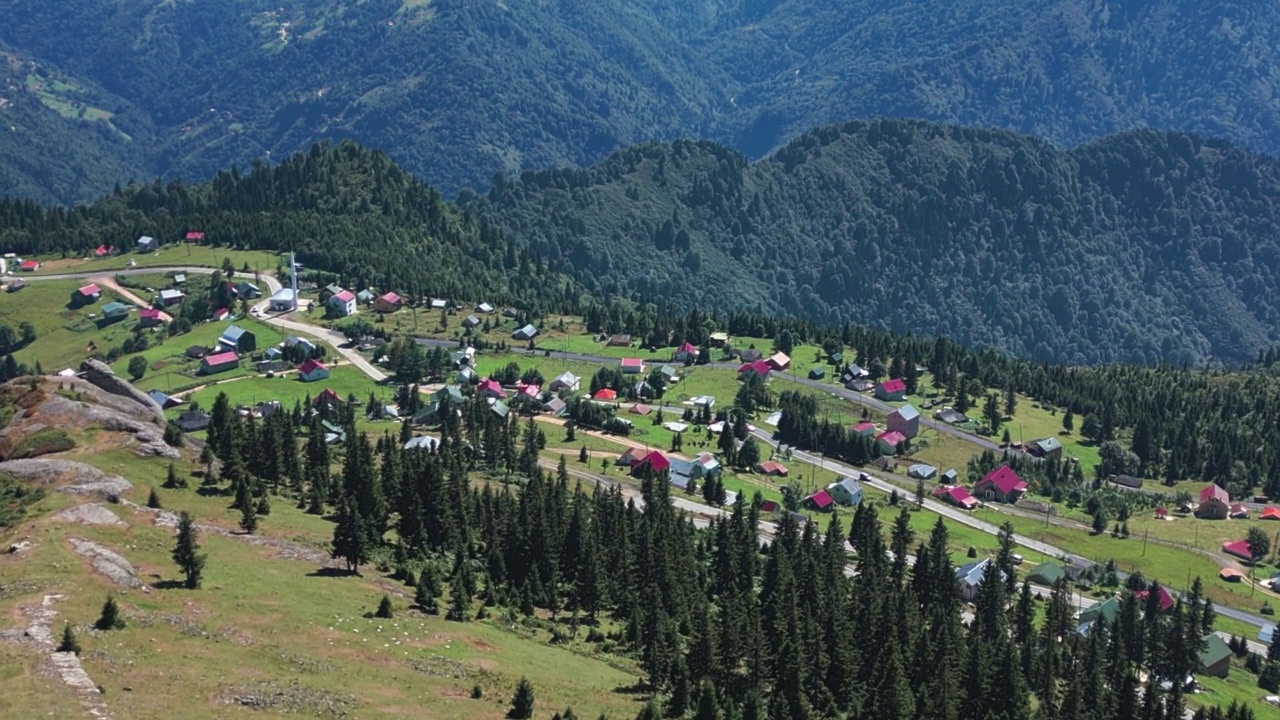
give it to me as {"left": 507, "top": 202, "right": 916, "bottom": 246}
{"left": 3, "top": 0, "right": 1280, "bottom": 204}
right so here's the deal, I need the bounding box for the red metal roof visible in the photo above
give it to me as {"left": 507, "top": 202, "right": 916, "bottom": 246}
{"left": 621, "top": 358, "right": 644, "bottom": 368}
{"left": 1199, "top": 484, "right": 1230, "bottom": 504}
{"left": 979, "top": 465, "right": 1027, "bottom": 495}
{"left": 676, "top": 342, "right": 698, "bottom": 355}
{"left": 1262, "top": 507, "right": 1280, "bottom": 520}
{"left": 637, "top": 451, "right": 670, "bottom": 472}
{"left": 933, "top": 485, "right": 978, "bottom": 509}
{"left": 298, "top": 359, "right": 328, "bottom": 374}
{"left": 879, "top": 378, "right": 906, "bottom": 393}
{"left": 19, "top": 260, "right": 39, "bottom": 270}
{"left": 478, "top": 379, "right": 504, "bottom": 396}
{"left": 333, "top": 290, "right": 355, "bottom": 303}
{"left": 758, "top": 461, "right": 788, "bottom": 475}
{"left": 1222, "top": 540, "right": 1253, "bottom": 561}
{"left": 78, "top": 283, "right": 100, "bottom": 296}
{"left": 204, "top": 351, "right": 239, "bottom": 366}
{"left": 379, "top": 292, "right": 402, "bottom": 304}
{"left": 185, "top": 231, "right": 205, "bottom": 241}
{"left": 94, "top": 244, "right": 113, "bottom": 255}
{"left": 139, "top": 308, "right": 161, "bottom": 320}
{"left": 876, "top": 430, "right": 907, "bottom": 447}
{"left": 807, "top": 489, "right": 833, "bottom": 509}
{"left": 517, "top": 383, "right": 541, "bottom": 397}
{"left": 737, "top": 360, "right": 771, "bottom": 375}
{"left": 593, "top": 388, "right": 617, "bottom": 401}
{"left": 1135, "top": 586, "right": 1175, "bottom": 612}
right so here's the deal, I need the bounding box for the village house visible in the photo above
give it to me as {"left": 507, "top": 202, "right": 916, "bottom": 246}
{"left": 933, "top": 485, "right": 978, "bottom": 510}
{"left": 709, "top": 332, "right": 729, "bottom": 347}
{"left": 1026, "top": 562, "right": 1067, "bottom": 587}
{"left": 475, "top": 302, "right": 495, "bottom": 314}
{"left": 1196, "top": 484, "right": 1230, "bottom": 520}
{"left": 875, "top": 378, "right": 907, "bottom": 401}
{"left": 176, "top": 409, "right": 211, "bottom": 432}
{"left": 1109, "top": 474, "right": 1144, "bottom": 490}
{"left": 94, "top": 244, "right": 113, "bottom": 256}
{"left": 403, "top": 435, "right": 442, "bottom": 452}
{"left": 101, "top": 301, "right": 130, "bottom": 322}
{"left": 807, "top": 367, "right": 825, "bottom": 380}
{"left": 200, "top": 351, "right": 240, "bottom": 375}
{"left": 620, "top": 358, "right": 645, "bottom": 374}
{"left": 542, "top": 397, "right": 567, "bottom": 417}
{"left": 875, "top": 430, "right": 906, "bottom": 455}
{"left": 846, "top": 378, "right": 875, "bottom": 392}
{"left": 138, "top": 308, "right": 164, "bottom": 328}
{"left": 1199, "top": 634, "right": 1232, "bottom": 679}
{"left": 1076, "top": 597, "right": 1119, "bottom": 636}
{"left": 1222, "top": 539, "right": 1254, "bottom": 562}
{"left": 450, "top": 347, "right": 476, "bottom": 367}
{"left": 955, "top": 559, "right": 1001, "bottom": 602}
{"left": 158, "top": 289, "right": 185, "bottom": 306}
{"left": 549, "top": 371, "right": 581, "bottom": 393}
{"left": 804, "top": 489, "right": 834, "bottom": 512}
{"left": 767, "top": 352, "right": 791, "bottom": 371}
{"left": 907, "top": 463, "right": 937, "bottom": 480}
{"left": 477, "top": 378, "right": 505, "bottom": 399}
{"left": 374, "top": 292, "right": 404, "bottom": 313}
{"left": 73, "top": 284, "right": 101, "bottom": 304}
{"left": 327, "top": 290, "right": 357, "bottom": 317}
{"left": 935, "top": 407, "right": 968, "bottom": 424}
{"left": 851, "top": 421, "right": 876, "bottom": 438}
{"left": 19, "top": 259, "right": 40, "bottom": 272}
{"left": 674, "top": 342, "right": 699, "bottom": 363}
{"left": 631, "top": 450, "right": 671, "bottom": 478}
{"left": 429, "top": 298, "right": 448, "bottom": 310}
{"left": 756, "top": 461, "right": 788, "bottom": 477}
{"left": 147, "top": 389, "right": 181, "bottom": 409}
{"left": 237, "top": 281, "right": 261, "bottom": 299}
{"left": 357, "top": 289, "right": 376, "bottom": 304}
{"left": 136, "top": 235, "right": 158, "bottom": 253}
{"left": 456, "top": 367, "right": 478, "bottom": 384}
{"left": 974, "top": 465, "right": 1028, "bottom": 504}
{"left": 826, "top": 477, "right": 863, "bottom": 506}
{"left": 738, "top": 348, "right": 764, "bottom": 363}
{"left": 1134, "top": 585, "right": 1175, "bottom": 612}
{"left": 463, "top": 314, "right": 481, "bottom": 328}
{"left": 489, "top": 399, "right": 510, "bottom": 419}
{"left": 512, "top": 324, "right": 538, "bottom": 341}
{"left": 1027, "top": 437, "right": 1064, "bottom": 459}
{"left": 185, "top": 231, "right": 204, "bottom": 243}
{"left": 285, "top": 335, "right": 316, "bottom": 354}
{"left": 298, "top": 359, "right": 330, "bottom": 383}
{"left": 608, "top": 334, "right": 631, "bottom": 347}
{"left": 218, "top": 325, "right": 256, "bottom": 353}
{"left": 887, "top": 404, "right": 920, "bottom": 439}
{"left": 737, "top": 360, "right": 772, "bottom": 379}
{"left": 593, "top": 388, "right": 617, "bottom": 402}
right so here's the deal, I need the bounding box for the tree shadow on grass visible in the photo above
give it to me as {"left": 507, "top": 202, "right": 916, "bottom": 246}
{"left": 611, "top": 681, "right": 650, "bottom": 696}
{"left": 152, "top": 579, "right": 190, "bottom": 590}
{"left": 307, "top": 567, "right": 356, "bottom": 578}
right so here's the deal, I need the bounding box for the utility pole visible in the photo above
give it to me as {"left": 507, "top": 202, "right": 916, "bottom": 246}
{"left": 1142, "top": 527, "right": 1148, "bottom": 557}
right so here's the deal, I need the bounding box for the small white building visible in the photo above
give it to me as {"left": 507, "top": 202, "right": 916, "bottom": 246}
{"left": 269, "top": 288, "right": 296, "bottom": 312}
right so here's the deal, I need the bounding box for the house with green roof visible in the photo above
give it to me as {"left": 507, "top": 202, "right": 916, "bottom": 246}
{"left": 1198, "top": 633, "right": 1231, "bottom": 678}
{"left": 1027, "top": 562, "right": 1067, "bottom": 587}
{"left": 1076, "top": 596, "right": 1119, "bottom": 636}
{"left": 101, "top": 301, "right": 130, "bottom": 322}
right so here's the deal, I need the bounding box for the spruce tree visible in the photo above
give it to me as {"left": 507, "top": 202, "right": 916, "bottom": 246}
{"left": 96, "top": 594, "right": 125, "bottom": 630}
{"left": 416, "top": 567, "right": 439, "bottom": 612}
{"left": 56, "top": 622, "right": 81, "bottom": 655}
{"left": 375, "top": 594, "right": 393, "bottom": 619}
{"left": 172, "top": 511, "right": 206, "bottom": 589}
{"left": 331, "top": 494, "right": 368, "bottom": 574}
{"left": 238, "top": 485, "right": 258, "bottom": 534}
{"left": 508, "top": 677, "right": 535, "bottom": 719}
{"left": 146, "top": 486, "right": 162, "bottom": 509}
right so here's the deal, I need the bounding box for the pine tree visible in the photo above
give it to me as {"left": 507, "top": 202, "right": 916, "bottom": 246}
{"left": 375, "top": 594, "right": 393, "bottom": 618}
{"left": 172, "top": 511, "right": 206, "bottom": 589}
{"left": 163, "top": 462, "right": 186, "bottom": 489}
{"left": 146, "top": 486, "right": 162, "bottom": 509}
{"left": 508, "top": 677, "right": 535, "bottom": 719}
{"left": 331, "top": 493, "right": 368, "bottom": 574}
{"left": 983, "top": 392, "right": 1002, "bottom": 434}
{"left": 56, "top": 622, "right": 81, "bottom": 655}
{"left": 1062, "top": 408, "right": 1075, "bottom": 434}
{"left": 579, "top": 445, "right": 588, "bottom": 463}
{"left": 95, "top": 594, "right": 125, "bottom": 630}
{"left": 416, "top": 567, "right": 439, "bottom": 612}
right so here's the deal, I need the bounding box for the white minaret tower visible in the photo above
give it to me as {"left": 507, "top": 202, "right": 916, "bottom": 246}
{"left": 289, "top": 251, "right": 298, "bottom": 312}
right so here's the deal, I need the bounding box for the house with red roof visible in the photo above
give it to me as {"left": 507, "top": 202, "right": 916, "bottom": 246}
{"left": 94, "top": 244, "right": 114, "bottom": 256}
{"left": 593, "top": 388, "right": 618, "bottom": 402}
{"left": 933, "top": 485, "right": 978, "bottom": 510}
{"left": 755, "top": 461, "right": 788, "bottom": 477}
{"left": 73, "top": 283, "right": 101, "bottom": 304}
{"left": 851, "top": 421, "right": 876, "bottom": 437}
{"left": 327, "top": 289, "right": 357, "bottom": 318}
{"left": 517, "top": 383, "right": 541, "bottom": 399}
{"left": 1222, "top": 540, "right": 1254, "bottom": 562}
{"left": 631, "top": 451, "right": 671, "bottom": 477}
{"left": 477, "top": 378, "right": 505, "bottom": 399}
{"left": 373, "top": 292, "right": 404, "bottom": 314}
{"left": 200, "top": 351, "right": 240, "bottom": 375}
{"left": 758, "top": 499, "right": 781, "bottom": 515}
{"left": 1196, "top": 484, "right": 1230, "bottom": 519}
{"left": 1135, "top": 585, "right": 1175, "bottom": 612}
{"left": 1262, "top": 507, "right": 1280, "bottom": 521}
{"left": 975, "top": 465, "right": 1028, "bottom": 504}
{"left": 767, "top": 352, "right": 791, "bottom": 371}
{"left": 185, "top": 231, "right": 205, "bottom": 243}
{"left": 875, "top": 378, "right": 907, "bottom": 401}
{"left": 312, "top": 388, "right": 343, "bottom": 410}
{"left": 19, "top": 259, "right": 40, "bottom": 272}
{"left": 674, "top": 342, "right": 699, "bottom": 363}
{"left": 298, "top": 359, "right": 330, "bottom": 383}
{"left": 804, "top": 489, "right": 834, "bottom": 512}
{"left": 620, "top": 358, "right": 646, "bottom": 374}
{"left": 875, "top": 430, "right": 907, "bottom": 455}
{"left": 737, "top": 361, "right": 772, "bottom": 379}
{"left": 138, "top": 308, "right": 164, "bottom": 327}
{"left": 1229, "top": 503, "right": 1250, "bottom": 519}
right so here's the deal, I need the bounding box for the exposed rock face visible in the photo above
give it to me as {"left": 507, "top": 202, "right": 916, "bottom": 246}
{"left": 54, "top": 504, "right": 126, "bottom": 527}
{"left": 78, "top": 359, "right": 165, "bottom": 426}
{"left": 68, "top": 538, "right": 143, "bottom": 588}
{"left": 0, "top": 459, "right": 132, "bottom": 499}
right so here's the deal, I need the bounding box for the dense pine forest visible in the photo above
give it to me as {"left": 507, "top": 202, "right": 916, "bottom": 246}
{"left": 468, "top": 121, "right": 1280, "bottom": 365}
{"left": 189, "top": 378, "right": 1265, "bottom": 720}
{"left": 3, "top": 0, "right": 1280, "bottom": 204}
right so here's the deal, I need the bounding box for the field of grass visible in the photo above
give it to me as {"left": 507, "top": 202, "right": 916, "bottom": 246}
{"left": 0, "top": 448, "right": 646, "bottom": 719}
{"left": 176, "top": 365, "right": 391, "bottom": 417}
{"left": 109, "top": 318, "right": 284, "bottom": 394}
{"left": 27, "top": 246, "right": 279, "bottom": 277}
{"left": 1, "top": 280, "right": 137, "bottom": 371}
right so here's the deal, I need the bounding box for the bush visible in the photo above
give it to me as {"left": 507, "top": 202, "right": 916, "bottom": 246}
{"left": 471, "top": 684, "right": 483, "bottom": 699}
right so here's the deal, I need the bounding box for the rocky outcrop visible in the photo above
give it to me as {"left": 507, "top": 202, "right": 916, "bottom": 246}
{"left": 0, "top": 459, "right": 131, "bottom": 499}
{"left": 54, "top": 504, "right": 126, "bottom": 527}
{"left": 78, "top": 359, "right": 165, "bottom": 426}
{"left": 68, "top": 538, "right": 143, "bottom": 588}
{"left": 0, "top": 376, "right": 179, "bottom": 460}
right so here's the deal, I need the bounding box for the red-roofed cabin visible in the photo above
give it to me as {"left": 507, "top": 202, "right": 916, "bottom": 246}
{"left": 200, "top": 351, "right": 240, "bottom": 375}
{"left": 593, "top": 388, "right": 617, "bottom": 402}
{"left": 875, "top": 378, "right": 907, "bottom": 401}
{"left": 1262, "top": 507, "right": 1280, "bottom": 521}
{"left": 767, "top": 352, "right": 790, "bottom": 371}
{"left": 933, "top": 485, "right": 978, "bottom": 510}
{"left": 1154, "top": 507, "right": 1169, "bottom": 520}
{"left": 875, "top": 430, "right": 907, "bottom": 455}
{"left": 312, "top": 388, "right": 343, "bottom": 408}
{"left": 620, "top": 358, "right": 645, "bottom": 374}
{"left": 94, "top": 244, "right": 113, "bottom": 256}
{"left": 1196, "top": 484, "right": 1230, "bottom": 519}
{"left": 19, "top": 260, "right": 40, "bottom": 272}
{"left": 374, "top": 292, "right": 404, "bottom": 313}
{"left": 185, "top": 231, "right": 205, "bottom": 242}
{"left": 298, "top": 358, "right": 330, "bottom": 382}
{"left": 477, "top": 379, "right": 505, "bottom": 399}
{"left": 737, "top": 361, "right": 772, "bottom": 379}
{"left": 1219, "top": 568, "right": 1245, "bottom": 582}
{"left": 517, "top": 383, "right": 541, "bottom": 398}
{"left": 851, "top": 421, "right": 876, "bottom": 437}
{"left": 804, "top": 489, "right": 834, "bottom": 512}
{"left": 75, "top": 283, "right": 101, "bottom": 303}
{"left": 674, "top": 342, "right": 699, "bottom": 363}
{"left": 632, "top": 451, "right": 670, "bottom": 477}
{"left": 758, "top": 500, "right": 780, "bottom": 515}
{"left": 1135, "top": 586, "right": 1175, "bottom": 612}
{"left": 1229, "top": 503, "right": 1250, "bottom": 519}
{"left": 755, "top": 461, "right": 788, "bottom": 477}
{"left": 139, "top": 308, "right": 164, "bottom": 327}
{"left": 975, "top": 465, "right": 1028, "bottom": 504}
{"left": 1222, "top": 540, "right": 1254, "bottom": 561}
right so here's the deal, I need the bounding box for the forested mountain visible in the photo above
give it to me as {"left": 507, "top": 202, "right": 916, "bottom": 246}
{"left": 466, "top": 120, "right": 1280, "bottom": 365}
{"left": 3, "top": 0, "right": 1280, "bottom": 204}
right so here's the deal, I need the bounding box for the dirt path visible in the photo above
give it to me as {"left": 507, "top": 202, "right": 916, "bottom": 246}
{"left": 93, "top": 276, "right": 171, "bottom": 321}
